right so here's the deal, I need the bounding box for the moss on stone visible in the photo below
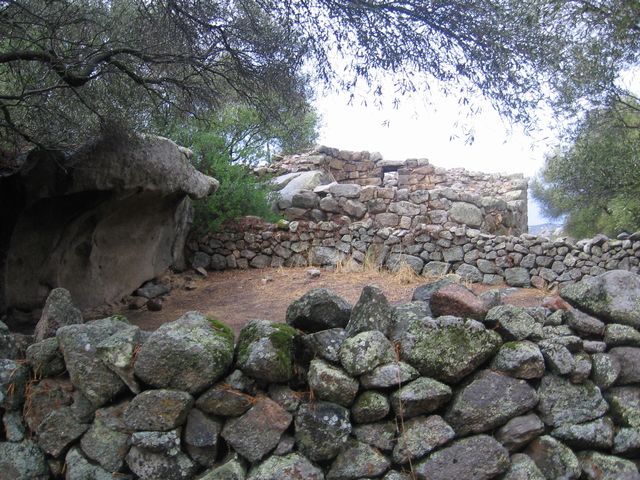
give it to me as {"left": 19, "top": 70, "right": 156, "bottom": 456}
{"left": 268, "top": 324, "right": 298, "bottom": 379}
{"left": 207, "top": 317, "right": 235, "bottom": 345}
{"left": 235, "top": 320, "right": 298, "bottom": 382}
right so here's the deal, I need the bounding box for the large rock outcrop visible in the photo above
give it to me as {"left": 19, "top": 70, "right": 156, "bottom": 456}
{"left": 0, "top": 135, "right": 217, "bottom": 320}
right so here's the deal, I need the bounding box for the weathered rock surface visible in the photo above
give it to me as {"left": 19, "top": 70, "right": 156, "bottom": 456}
{"left": 390, "top": 377, "right": 452, "bottom": 418}
{"left": 286, "top": 288, "right": 351, "bottom": 332}
{"left": 430, "top": 283, "right": 489, "bottom": 320}
{"left": 248, "top": 452, "right": 324, "bottom": 480}
{"left": 295, "top": 402, "right": 351, "bottom": 461}
{"left": 65, "top": 446, "right": 125, "bottom": 480}
{"left": 124, "top": 389, "right": 193, "bottom": 431}
{"left": 26, "top": 337, "right": 65, "bottom": 377}
{"left": 236, "top": 319, "right": 298, "bottom": 383}
{"left": 301, "top": 328, "right": 347, "bottom": 363}
{"left": 578, "top": 451, "right": 640, "bottom": 480}
{"left": 360, "top": 361, "right": 419, "bottom": 389}
{"left": 445, "top": 369, "right": 538, "bottom": 435}
{"left": 33, "top": 287, "right": 83, "bottom": 342}
{"left": 484, "top": 305, "right": 538, "bottom": 341}
{"left": 551, "top": 417, "right": 614, "bottom": 450}
{"left": 125, "top": 445, "right": 197, "bottom": 480}
{"left": 339, "top": 330, "right": 394, "bottom": 376}
{"left": 0, "top": 440, "right": 49, "bottom": 480}
{"left": 195, "top": 383, "right": 253, "bottom": 417}
{"left": 393, "top": 415, "right": 455, "bottom": 464}
{"left": 134, "top": 312, "right": 234, "bottom": 393}
{"left": 0, "top": 358, "right": 29, "bottom": 411}
{"left": 537, "top": 374, "right": 608, "bottom": 427}
{"left": 491, "top": 341, "right": 545, "bottom": 379}
{"left": 308, "top": 359, "right": 359, "bottom": 406}
{"left": 414, "top": 435, "right": 510, "bottom": 480}
{"left": 496, "top": 413, "right": 545, "bottom": 452}
{"left": 2, "top": 136, "right": 218, "bottom": 314}
{"left": 327, "top": 440, "right": 391, "bottom": 479}
{"left": 606, "top": 387, "right": 640, "bottom": 428}
{"left": 561, "top": 270, "right": 640, "bottom": 328}
{"left": 36, "top": 407, "right": 89, "bottom": 457}
{"left": 56, "top": 318, "right": 129, "bottom": 407}
{"left": 397, "top": 316, "right": 502, "bottom": 383}
{"left": 525, "top": 435, "right": 581, "bottom": 479}
{"left": 80, "top": 402, "right": 131, "bottom": 472}
{"left": 351, "top": 391, "right": 390, "bottom": 423}
{"left": 221, "top": 397, "right": 292, "bottom": 462}
{"left": 345, "top": 285, "right": 395, "bottom": 337}
{"left": 502, "top": 453, "right": 546, "bottom": 480}
{"left": 609, "top": 347, "right": 640, "bottom": 385}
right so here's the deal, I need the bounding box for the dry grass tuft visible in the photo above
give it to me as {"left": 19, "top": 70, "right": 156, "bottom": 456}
{"left": 392, "top": 262, "right": 421, "bottom": 285}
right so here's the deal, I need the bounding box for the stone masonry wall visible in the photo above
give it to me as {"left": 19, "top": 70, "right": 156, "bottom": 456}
{"left": 4, "top": 272, "right": 640, "bottom": 479}
{"left": 188, "top": 217, "right": 640, "bottom": 290}
{"left": 261, "top": 146, "right": 528, "bottom": 236}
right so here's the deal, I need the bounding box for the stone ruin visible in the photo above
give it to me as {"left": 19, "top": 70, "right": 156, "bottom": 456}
{"left": 186, "top": 147, "right": 640, "bottom": 291}
{"left": 3, "top": 270, "right": 640, "bottom": 479}
{"left": 260, "top": 145, "right": 528, "bottom": 235}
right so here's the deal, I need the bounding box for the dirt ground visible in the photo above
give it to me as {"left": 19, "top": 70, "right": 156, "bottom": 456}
{"left": 121, "top": 267, "right": 551, "bottom": 335}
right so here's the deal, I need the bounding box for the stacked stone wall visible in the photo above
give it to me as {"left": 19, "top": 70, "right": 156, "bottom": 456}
{"left": 5, "top": 272, "right": 640, "bottom": 479}
{"left": 263, "top": 146, "right": 528, "bottom": 236}
{"left": 188, "top": 218, "right": 640, "bottom": 289}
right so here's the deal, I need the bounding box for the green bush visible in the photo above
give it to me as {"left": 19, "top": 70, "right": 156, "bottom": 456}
{"left": 190, "top": 130, "right": 280, "bottom": 231}
{"left": 166, "top": 97, "right": 318, "bottom": 231}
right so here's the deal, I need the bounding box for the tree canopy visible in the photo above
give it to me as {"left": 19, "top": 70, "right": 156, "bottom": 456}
{"left": 532, "top": 95, "right": 640, "bottom": 238}
{"left": 1, "top": 0, "right": 638, "bottom": 151}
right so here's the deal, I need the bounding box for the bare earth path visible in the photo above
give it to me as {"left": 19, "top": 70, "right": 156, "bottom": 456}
{"left": 122, "top": 267, "right": 550, "bottom": 335}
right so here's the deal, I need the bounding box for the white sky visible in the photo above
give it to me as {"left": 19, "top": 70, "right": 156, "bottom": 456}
{"left": 313, "top": 67, "right": 639, "bottom": 226}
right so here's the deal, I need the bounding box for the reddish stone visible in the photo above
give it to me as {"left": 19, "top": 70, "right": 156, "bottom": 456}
{"left": 430, "top": 284, "right": 489, "bottom": 320}
{"left": 23, "top": 378, "right": 74, "bottom": 432}
{"left": 542, "top": 296, "right": 571, "bottom": 311}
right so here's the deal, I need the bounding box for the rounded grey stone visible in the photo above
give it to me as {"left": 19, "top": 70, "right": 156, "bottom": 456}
{"left": 360, "top": 361, "right": 420, "bottom": 389}
{"left": 124, "top": 389, "right": 193, "bottom": 431}
{"left": 327, "top": 440, "right": 391, "bottom": 479}
{"left": 390, "top": 377, "right": 452, "bottom": 418}
{"left": 491, "top": 341, "right": 545, "bottom": 379}
{"left": 351, "top": 391, "right": 390, "bottom": 424}
{"left": 537, "top": 374, "right": 608, "bottom": 427}
{"left": 247, "top": 452, "right": 323, "bottom": 480}
{"left": 286, "top": 288, "right": 351, "bottom": 332}
{"left": 134, "top": 312, "right": 234, "bottom": 393}
{"left": 294, "top": 401, "right": 351, "bottom": 461}
{"left": 236, "top": 319, "right": 298, "bottom": 383}
{"left": 445, "top": 370, "right": 538, "bottom": 436}
{"left": 525, "top": 436, "right": 581, "bottom": 480}
{"left": 308, "top": 359, "right": 358, "bottom": 407}
{"left": 414, "top": 434, "right": 510, "bottom": 480}
{"left": 339, "top": 330, "right": 394, "bottom": 376}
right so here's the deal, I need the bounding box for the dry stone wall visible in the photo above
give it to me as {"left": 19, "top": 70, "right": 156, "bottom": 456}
{"left": 188, "top": 217, "right": 640, "bottom": 290}
{"left": 262, "top": 146, "right": 528, "bottom": 236}
{"left": 4, "top": 272, "right": 640, "bottom": 479}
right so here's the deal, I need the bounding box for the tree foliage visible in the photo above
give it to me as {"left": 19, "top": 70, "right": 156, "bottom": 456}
{"left": 168, "top": 99, "right": 319, "bottom": 167}
{"left": 169, "top": 98, "right": 319, "bottom": 230}
{"left": 532, "top": 95, "right": 640, "bottom": 237}
{"left": 0, "top": 0, "right": 310, "bottom": 150}
{"left": 184, "top": 128, "right": 279, "bottom": 232}
{"left": 1, "top": 0, "right": 638, "bottom": 152}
